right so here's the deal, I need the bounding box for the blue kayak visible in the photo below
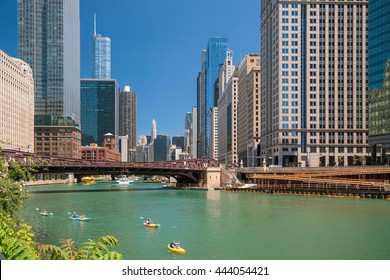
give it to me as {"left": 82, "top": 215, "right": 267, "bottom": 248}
{"left": 69, "top": 216, "right": 91, "bottom": 221}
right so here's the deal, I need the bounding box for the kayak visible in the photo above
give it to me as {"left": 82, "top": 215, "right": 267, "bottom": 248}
{"left": 69, "top": 216, "right": 91, "bottom": 221}
{"left": 167, "top": 244, "right": 186, "bottom": 255}
{"left": 40, "top": 212, "right": 49, "bottom": 216}
{"left": 143, "top": 222, "right": 159, "bottom": 228}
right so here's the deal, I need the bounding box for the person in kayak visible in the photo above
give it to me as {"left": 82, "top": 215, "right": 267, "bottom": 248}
{"left": 41, "top": 210, "right": 47, "bottom": 215}
{"left": 146, "top": 218, "right": 152, "bottom": 224}
{"left": 72, "top": 212, "right": 78, "bottom": 218}
{"left": 170, "top": 240, "right": 179, "bottom": 248}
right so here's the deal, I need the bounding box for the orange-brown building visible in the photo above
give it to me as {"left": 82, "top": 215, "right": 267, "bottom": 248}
{"left": 34, "top": 115, "right": 81, "bottom": 158}
{"left": 81, "top": 133, "right": 120, "bottom": 161}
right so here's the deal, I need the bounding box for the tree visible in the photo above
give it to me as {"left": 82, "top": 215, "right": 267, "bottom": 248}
{"left": 0, "top": 153, "right": 29, "bottom": 218}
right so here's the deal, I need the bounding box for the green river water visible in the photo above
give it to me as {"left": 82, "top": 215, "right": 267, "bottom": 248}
{"left": 19, "top": 181, "right": 390, "bottom": 260}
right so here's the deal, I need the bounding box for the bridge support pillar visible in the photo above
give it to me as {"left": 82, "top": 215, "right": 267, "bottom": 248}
{"left": 203, "top": 167, "right": 221, "bottom": 189}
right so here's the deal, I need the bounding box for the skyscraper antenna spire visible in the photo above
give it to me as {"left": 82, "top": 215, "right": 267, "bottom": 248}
{"left": 93, "top": 13, "right": 97, "bottom": 36}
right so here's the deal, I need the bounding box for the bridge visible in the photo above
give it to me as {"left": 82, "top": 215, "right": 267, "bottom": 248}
{"left": 0, "top": 149, "right": 221, "bottom": 188}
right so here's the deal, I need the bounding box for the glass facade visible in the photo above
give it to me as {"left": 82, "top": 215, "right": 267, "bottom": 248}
{"left": 91, "top": 35, "right": 111, "bottom": 79}
{"left": 368, "top": 0, "right": 390, "bottom": 91}
{"left": 17, "top": 0, "right": 80, "bottom": 123}
{"left": 80, "top": 79, "right": 119, "bottom": 146}
{"left": 154, "top": 135, "right": 170, "bottom": 162}
{"left": 197, "top": 38, "right": 228, "bottom": 158}
{"left": 369, "top": 60, "right": 390, "bottom": 154}
{"left": 368, "top": 0, "right": 390, "bottom": 154}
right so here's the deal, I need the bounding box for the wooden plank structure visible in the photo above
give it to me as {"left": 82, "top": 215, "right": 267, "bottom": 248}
{"left": 230, "top": 166, "right": 390, "bottom": 199}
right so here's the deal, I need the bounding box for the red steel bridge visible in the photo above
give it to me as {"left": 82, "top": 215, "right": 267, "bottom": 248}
{"left": 0, "top": 149, "right": 219, "bottom": 186}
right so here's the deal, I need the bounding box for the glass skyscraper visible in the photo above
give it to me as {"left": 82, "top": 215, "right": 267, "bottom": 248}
{"left": 17, "top": 0, "right": 80, "bottom": 123}
{"left": 80, "top": 79, "right": 119, "bottom": 146}
{"left": 368, "top": 0, "right": 390, "bottom": 91}
{"left": 368, "top": 0, "right": 390, "bottom": 158}
{"left": 197, "top": 38, "right": 228, "bottom": 158}
{"left": 154, "top": 135, "right": 170, "bottom": 162}
{"left": 91, "top": 14, "right": 111, "bottom": 79}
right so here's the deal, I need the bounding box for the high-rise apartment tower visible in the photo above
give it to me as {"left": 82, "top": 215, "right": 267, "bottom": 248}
{"left": 119, "top": 86, "right": 137, "bottom": 151}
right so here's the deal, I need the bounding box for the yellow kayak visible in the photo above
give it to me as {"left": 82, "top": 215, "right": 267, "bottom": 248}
{"left": 167, "top": 244, "right": 186, "bottom": 255}
{"left": 143, "top": 222, "right": 159, "bottom": 228}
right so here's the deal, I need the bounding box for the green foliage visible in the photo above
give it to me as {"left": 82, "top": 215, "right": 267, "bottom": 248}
{"left": 0, "top": 178, "right": 27, "bottom": 218}
{"left": 0, "top": 149, "right": 123, "bottom": 260}
{"left": 0, "top": 153, "right": 29, "bottom": 218}
{"left": 0, "top": 213, "right": 38, "bottom": 260}
{"left": 37, "top": 236, "right": 123, "bottom": 260}
{"left": 7, "top": 158, "right": 38, "bottom": 182}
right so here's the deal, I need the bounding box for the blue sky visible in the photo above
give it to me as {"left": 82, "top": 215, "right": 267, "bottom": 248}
{"left": 0, "top": 0, "right": 260, "bottom": 139}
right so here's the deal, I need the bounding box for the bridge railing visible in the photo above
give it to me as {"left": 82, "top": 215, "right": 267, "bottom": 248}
{"left": 0, "top": 149, "right": 219, "bottom": 171}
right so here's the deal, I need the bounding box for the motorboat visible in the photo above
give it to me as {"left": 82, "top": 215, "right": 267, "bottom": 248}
{"left": 116, "top": 176, "right": 134, "bottom": 185}
{"left": 82, "top": 176, "right": 95, "bottom": 184}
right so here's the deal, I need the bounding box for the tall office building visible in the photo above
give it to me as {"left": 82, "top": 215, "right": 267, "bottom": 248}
{"left": 154, "top": 135, "right": 170, "bottom": 162}
{"left": 91, "top": 14, "right": 111, "bottom": 79}
{"left": 80, "top": 79, "right": 119, "bottom": 146}
{"left": 368, "top": 0, "right": 390, "bottom": 160}
{"left": 197, "top": 38, "right": 228, "bottom": 158}
{"left": 260, "top": 0, "right": 368, "bottom": 167}
{"left": 172, "top": 136, "right": 185, "bottom": 150}
{"left": 17, "top": 0, "right": 80, "bottom": 123}
{"left": 237, "top": 54, "right": 261, "bottom": 167}
{"left": 184, "top": 112, "right": 192, "bottom": 131}
{"left": 218, "top": 69, "right": 238, "bottom": 165}
{"left": 184, "top": 112, "right": 192, "bottom": 153}
{"left": 191, "top": 106, "right": 197, "bottom": 159}
{"left": 151, "top": 119, "right": 157, "bottom": 142}
{"left": 0, "top": 50, "right": 34, "bottom": 153}
{"left": 119, "top": 85, "right": 137, "bottom": 151}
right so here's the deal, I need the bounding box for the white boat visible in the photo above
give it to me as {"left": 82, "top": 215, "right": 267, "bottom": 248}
{"left": 116, "top": 176, "right": 134, "bottom": 185}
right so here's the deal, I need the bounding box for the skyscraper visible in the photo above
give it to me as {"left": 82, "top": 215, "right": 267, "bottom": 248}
{"left": 151, "top": 119, "right": 157, "bottom": 142}
{"left": 80, "top": 79, "right": 119, "bottom": 146}
{"left": 237, "top": 54, "right": 261, "bottom": 167}
{"left": 184, "top": 112, "right": 192, "bottom": 153}
{"left": 368, "top": 0, "right": 390, "bottom": 160}
{"left": 154, "top": 135, "right": 170, "bottom": 162}
{"left": 119, "top": 85, "right": 137, "bottom": 151}
{"left": 17, "top": 0, "right": 80, "bottom": 123}
{"left": 191, "top": 106, "right": 197, "bottom": 159}
{"left": 91, "top": 14, "right": 111, "bottom": 79}
{"left": 260, "top": 0, "right": 368, "bottom": 167}
{"left": 172, "top": 136, "right": 185, "bottom": 150}
{"left": 197, "top": 38, "right": 228, "bottom": 158}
